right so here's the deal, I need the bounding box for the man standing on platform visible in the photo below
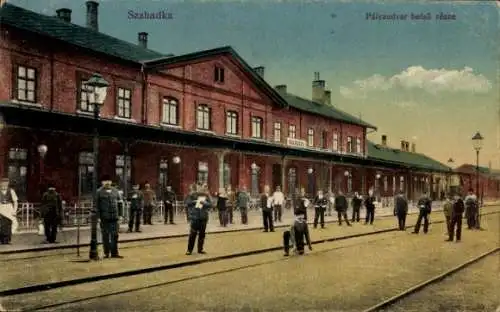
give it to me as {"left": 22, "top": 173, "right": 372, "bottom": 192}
{"left": 142, "top": 182, "right": 156, "bottom": 225}
{"left": 40, "top": 182, "right": 63, "bottom": 243}
{"left": 261, "top": 185, "right": 274, "bottom": 232}
{"left": 0, "top": 178, "right": 18, "bottom": 244}
{"left": 96, "top": 175, "right": 123, "bottom": 259}
{"left": 163, "top": 186, "right": 176, "bottom": 225}
{"left": 313, "top": 190, "right": 328, "bottom": 229}
{"left": 412, "top": 191, "right": 432, "bottom": 234}
{"left": 364, "top": 188, "right": 376, "bottom": 225}
{"left": 393, "top": 190, "right": 408, "bottom": 231}
{"left": 185, "top": 184, "right": 212, "bottom": 255}
{"left": 272, "top": 185, "right": 285, "bottom": 223}
{"left": 226, "top": 185, "right": 235, "bottom": 225}
{"left": 334, "top": 190, "right": 351, "bottom": 226}
{"left": 446, "top": 193, "right": 465, "bottom": 242}
{"left": 351, "top": 191, "right": 362, "bottom": 223}
{"left": 464, "top": 189, "right": 479, "bottom": 230}
{"left": 442, "top": 193, "right": 453, "bottom": 237}
{"left": 127, "top": 183, "right": 143, "bottom": 233}
{"left": 236, "top": 186, "right": 250, "bottom": 225}
{"left": 297, "top": 188, "right": 310, "bottom": 221}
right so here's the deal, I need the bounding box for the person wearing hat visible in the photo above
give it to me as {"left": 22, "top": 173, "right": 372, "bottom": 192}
{"left": 185, "top": 183, "right": 212, "bottom": 255}
{"left": 447, "top": 192, "right": 465, "bottom": 242}
{"left": 96, "top": 175, "right": 123, "bottom": 258}
{"left": 0, "top": 178, "right": 19, "bottom": 243}
{"left": 40, "top": 182, "right": 63, "bottom": 243}
{"left": 127, "top": 183, "right": 143, "bottom": 233}
{"left": 283, "top": 207, "right": 312, "bottom": 256}
{"left": 393, "top": 190, "right": 408, "bottom": 231}
{"left": 313, "top": 190, "right": 328, "bottom": 229}
{"left": 162, "top": 186, "right": 176, "bottom": 225}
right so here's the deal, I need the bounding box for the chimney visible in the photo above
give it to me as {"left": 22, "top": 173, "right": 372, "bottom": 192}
{"left": 254, "top": 66, "right": 265, "bottom": 78}
{"left": 86, "top": 1, "right": 99, "bottom": 31}
{"left": 411, "top": 143, "right": 416, "bottom": 153}
{"left": 400, "top": 140, "right": 405, "bottom": 150}
{"left": 138, "top": 32, "right": 148, "bottom": 49}
{"left": 381, "top": 135, "right": 387, "bottom": 146}
{"left": 275, "top": 85, "right": 287, "bottom": 94}
{"left": 324, "top": 90, "right": 332, "bottom": 106}
{"left": 56, "top": 8, "right": 72, "bottom": 23}
{"left": 312, "top": 72, "right": 325, "bottom": 104}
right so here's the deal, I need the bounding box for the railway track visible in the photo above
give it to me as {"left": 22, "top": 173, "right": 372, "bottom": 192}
{"left": 362, "top": 247, "right": 500, "bottom": 312}
{"left": 1, "top": 210, "right": 498, "bottom": 298}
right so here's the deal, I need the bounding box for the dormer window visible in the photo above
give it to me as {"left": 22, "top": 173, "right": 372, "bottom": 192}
{"left": 214, "top": 66, "right": 225, "bottom": 83}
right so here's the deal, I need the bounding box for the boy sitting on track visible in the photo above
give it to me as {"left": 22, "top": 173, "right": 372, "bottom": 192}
{"left": 283, "top": 209, "right": 313, "bottom": 256}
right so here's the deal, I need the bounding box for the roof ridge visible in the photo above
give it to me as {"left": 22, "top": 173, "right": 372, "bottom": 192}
{"left": 1, "top": 3, "right": 165, "bottom": 62}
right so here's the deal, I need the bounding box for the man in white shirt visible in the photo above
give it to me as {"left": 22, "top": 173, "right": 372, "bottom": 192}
{"left": 272, "top": 186, "right": 285, "bottom": 223}
{"left": 464, "top": 188, "right": 479, "bottom": 229}
{"left": 0, "top": 178, "right": 19, "bottom": 242}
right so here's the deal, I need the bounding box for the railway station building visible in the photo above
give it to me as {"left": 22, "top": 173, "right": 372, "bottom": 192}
{"left": 0, "top": 2, "right": 468, "bottom": 205}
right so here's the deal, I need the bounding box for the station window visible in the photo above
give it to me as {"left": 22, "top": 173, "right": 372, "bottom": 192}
{"left": 116, "top": 87, "right": 132, "bottom": 119}
{"left": 251, "top": 117, "right": 263, "bottom": 138}
{"left": 226, "top": 111, "right": 238, "bottom": 135}
{"left": 162, "top": 97, "right": 179, "bottom": 125}
{"left": 307, "top": 128, "right": 314, "bottom": 147}
{"left": 273, "top": 122, "right": 282, "bottom": 142}
{"left": 288, "top": 125, "right": 296, "bottom": 139}
{"left": 196, "top": 104, "right": 211, "bottom": 130}
{"left": 15, "top": 65, "right": 37, "bottom": 103}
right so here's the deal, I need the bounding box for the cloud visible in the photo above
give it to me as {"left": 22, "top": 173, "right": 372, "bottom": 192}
{"left": 340, "top": 66, "right": 493, "bottom": 98}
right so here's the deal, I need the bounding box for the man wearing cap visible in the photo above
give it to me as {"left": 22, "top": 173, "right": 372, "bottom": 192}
{"left": 127, "top": 183, "right": 143, "bottom": 233}
{"left": 393, "top": 190, "right": 408, "bottom": 231}
{"left": 40, "top": 182, "right": 63, "bottom": 243}
{"left": 185, "top": 184, "right": 212, "bottom": 255}
{"left": 163, "top": 186, "right": 176, "bottom": 225}
{"left": 142, "top": 182, "right": 156, "bottom": 225}
{"left": 283, "top": 207, "right": 312, "bottom": 256}
{"left": 96, "top": 175, "right": 123, "bottom": 259}
{"left": 0, "top": 178, "right": 19, "bottom": 243}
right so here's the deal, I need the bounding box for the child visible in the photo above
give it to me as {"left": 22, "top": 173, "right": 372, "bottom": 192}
{"left": 283, "top": 209, "right": 313, "bottom": 256}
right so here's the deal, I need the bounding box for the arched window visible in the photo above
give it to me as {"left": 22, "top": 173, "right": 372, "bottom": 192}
{"left": 162, "top": 97, "right": 179, "bottom": 125}
{"left": 196, "top": 104, "right": 211, "bottom": 130}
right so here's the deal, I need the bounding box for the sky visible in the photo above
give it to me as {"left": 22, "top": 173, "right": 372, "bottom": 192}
{"left": 10, "top": 0, "right": 499, "bottom": 168}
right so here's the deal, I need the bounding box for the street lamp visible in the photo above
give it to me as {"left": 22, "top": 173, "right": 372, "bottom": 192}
{"left": 172, "top": 156, "right": 181, "bottom": 164}
{"left": 307, "top": 167, "right": 314, "bottom": 174}
{"left": 447, "top": 158, "right": 454, "bottom": 194}
{"left": 87, "top": 73, "right": 109, "bottom": 261}
{"left": 37, "top": 144, "right": 48, "bottom": 185}
{"left": 472, "top": 132, "right": 484, "bottom": 196}
{"left": 344, "top": 170, "right": 351, "bottom": 194}
{"left": 251, "top": 162, "right": 258, "bottom": 170}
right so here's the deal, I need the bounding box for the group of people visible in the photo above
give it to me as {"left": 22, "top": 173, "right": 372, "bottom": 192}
{"left": 393, "top": 188, "right": 481, "bottom": 242}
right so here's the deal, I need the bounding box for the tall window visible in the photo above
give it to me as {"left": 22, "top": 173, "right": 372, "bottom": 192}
{"left": 116, "top": 87, "right": 132, "bottom": 119}
{"left": 214, "top": 66, "right": 225, "bottom": 83}
{"left": 356, "top": 138, "right": 362, "bottom": 154}
{"left": 251, "top": 116, "right": 263, "bottom": 138}
{"left": 226, "top": 111, "right": 238, "bottom": 135}
{"left": 287, "top": 167, "right": 297, "bottom": 197}
{"left": 158, "top": 159, "right": 168, "bottom": 195}
{"left": 400, "top": 176, "right": 405, "bottom": 192}
{"left": 392, "top": 176, "right": 396, "bottom": 194}
{"left": 347, "top": 136, "right": 354, "bottom": 153}
{"left": 321, "top": 131, "right": 328, "bottom": 149}
{"left": 383, "top": 176, "right": 388, "bottom": 192}
{"left": 307, "top": 128, "right": 314, "bottom": 147}
{"left": 115, "top": 155, "right": 132, "bottom": 192}
{"left": 162, "top": 98, "right": 179, "bottom": 125}
{"left": 273, "top": 122, "right": 282, "bottom": 142}
{"left": 78, "top": 152, "right": 94, "bottom": 197}
{"left": 15, "top": 65, "right": 37, "bottom": 103}
{"left": 78, "top": 79, "right": 94, "bottom": 112}
{"left": 333, "top": 133, "right": 339, "bottom": 151}
{"left": 223, "top": 163, "right": 231, "bottom": 188}
{"left": 251, "top": 165, "right": 260, "bottom": 196}
{"left": 196, "top": 104, "right": 211, "bottom": 130}
{"left": 197, "top": 161, "right": 209, "bottom": 185}
{"left": 288, "top": 125, "right": 296, "bottom": 139}
{"left": 7, "top": 148, "right": 28, "bottom": 200}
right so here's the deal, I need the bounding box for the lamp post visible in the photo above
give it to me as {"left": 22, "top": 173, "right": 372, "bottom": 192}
{"left": 37, "top": 144, "right": 48, "bottom": 183}
{"left": 344, "top": 170, "right": 350, "bottom": 194}
{"left": 447, "top": 158, "right": 454, "bottom": 194}
{"left": 307, "top": 167, "right": 314, "bottom": 196}
{"left": 472, "top": 132, "right": 484, "bottom": 197}
{"left": 375, "top": 173, "right": 381, "bottom": 200}
{"left": 86, "top": 73, "right": 109, "bottom": 261}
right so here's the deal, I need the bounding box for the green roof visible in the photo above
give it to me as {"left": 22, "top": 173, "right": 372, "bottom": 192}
{"left": 280, "top": 92, "right": 377, "bottom": 129}
{"left": 367, "top": 141, "right": 449, "bottom": 172}
{"left": 0, "top": 3, "right": 165, "bottom": 63}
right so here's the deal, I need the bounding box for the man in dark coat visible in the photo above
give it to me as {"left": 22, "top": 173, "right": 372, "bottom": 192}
{"left": 96, "top": 175, "right": 123, "bottom": 259}
{"left": 351, "top": 192, "right": 362, "bottom": 223}
{"left": 261, "top": 185, "right": 274, "bottom": 232}
{"left": 236, "top": 186, "right": 251, "bottom": 225}
{"left": 185, "top": 184, "right": 212, "bottom": 255}
{"left": 127, "top": 183, "right": 143, "bottom": 233}
{"left": 334, "top": 190, "right": 351, "bottom": 226}
{"left": 393, "top": 190, "right": 408, "bottom": 231}
{"left": 313, "top": 190, "right": 328, "bottom": 229}
{"left": 283, "top": 208, "right": 312, "bottom": 256}
{"left": 364, "top": 189, "right": 376, "bottom": 225}
{"left": 412, "top": 191, "right": 432, "bottom": 234}
{"left": 216, "top": 188, "right": 228, "bottom": 227}
{"left": 163, "top": 186, "right": 176, "bottom": 225}
{"left": 40, "top": 182, "right": 63, "bottom": 243}
{"left": 447, "top": 193, "right": 465, "bottom": 242}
